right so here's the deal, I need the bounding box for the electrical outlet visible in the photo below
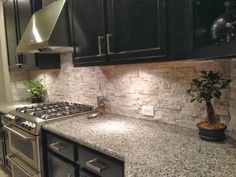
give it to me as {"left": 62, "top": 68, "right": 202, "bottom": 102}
{"left": 141, "top": 105, "right": 154, "bottom": 117}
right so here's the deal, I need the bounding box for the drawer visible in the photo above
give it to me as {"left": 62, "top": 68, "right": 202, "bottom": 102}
{"left": 80, "top": 169, "right": 100, "bottom": 177}
{"left": 78, "top": 146, "right": 123, "bottom": 177}
{"left": 47, "top": 151, "right": 76, "bottom": 177}
{"left": 46, "top": 133, "right": 75, "bottom": 162}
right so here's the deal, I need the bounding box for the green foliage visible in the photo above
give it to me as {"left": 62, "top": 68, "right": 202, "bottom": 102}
{"left": 187, "top": 71, "right": 231, "bottom": 103}
{"left": 26, "top": 80, "right": 45, "bottom": 98}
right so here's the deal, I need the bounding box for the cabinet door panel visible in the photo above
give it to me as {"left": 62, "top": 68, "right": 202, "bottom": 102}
{"left": 17, "top": 0, "right": 37, "bottom": 70}
{"left": 107, "top": 0, "right": 166, "bottom": 61}
{"left": 47, "top": 152, "right": 75, "bottom": 177}
{"left": 71, "top": 0, "right": 108, "bottom": 66}
{"left": 3, "top": 0, "right": 20, "bottom": 70}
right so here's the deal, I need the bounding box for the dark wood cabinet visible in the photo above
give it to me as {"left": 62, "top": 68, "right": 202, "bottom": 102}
{"left": 186, "top": 0, "right": 236, "bottom": 59}
{"left": 71, "top": 0, "right": 167, "bottom": 67}
{"left": 4, "top": 0, "right": 20, "bottom": 71}
{"left": 70, "top": 0, "right": 107, "bottom": 66}
{"left": 3, "top": 0, "right": 60, "bottom": 71}
{"left": 42, "top": 129, "right": 124, "bottom": 177}
{"left": 107, "top": 0, "right": 166, "bottom": 62}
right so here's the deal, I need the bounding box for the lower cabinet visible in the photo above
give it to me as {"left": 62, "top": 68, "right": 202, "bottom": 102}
{"left": 42, "top": 129, "right": 124, "bottom": 177}
{"left": 47, "top": 152, "right": 76, "bottom": 177}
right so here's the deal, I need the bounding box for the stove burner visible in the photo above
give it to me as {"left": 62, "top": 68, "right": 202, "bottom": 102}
{"left": 15, "top": 102, "right": 94, "bottom": 120}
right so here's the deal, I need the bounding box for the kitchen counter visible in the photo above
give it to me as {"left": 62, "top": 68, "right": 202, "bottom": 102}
{"left": 43, "top": 114, "right": 236, "bottom": 177}
{"left": 0, "top": 101, "right": 36, "bottom": 114}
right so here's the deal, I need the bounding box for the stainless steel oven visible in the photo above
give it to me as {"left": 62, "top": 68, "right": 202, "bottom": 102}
{"left": 4, "top": 125, "right": 40, "bottom": 170}
{"left": 7, "top": 154, "right": 40, "bottom": 177}
{"left": 3, "top": 102, "right": 94, "bottom": 177}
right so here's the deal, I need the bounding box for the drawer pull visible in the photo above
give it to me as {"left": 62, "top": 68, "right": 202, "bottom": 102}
{"left": 49, "top": 142, "right": 65, "bottom": 152}
{"left": 85, "top": 158, "right": 107, "bottom": 173}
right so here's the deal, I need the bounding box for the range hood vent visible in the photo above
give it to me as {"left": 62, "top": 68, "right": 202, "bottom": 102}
{"left": 16, "top": 0, "right": 72, "bottom": 54}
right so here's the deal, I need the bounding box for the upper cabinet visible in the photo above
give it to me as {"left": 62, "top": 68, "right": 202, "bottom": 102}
{"left": 107, "top": 0, "right": 166, "bottom": 62}
{"left": 3, "top": 0, "right": 60, "bottom": 71}
{"left": 186, "top": 0, "right": 236, "bottom": 59}
{"left": 70, "top": 0, "right": 107, "bottom": 66}
{"left": 71, "top": 0, "right": 167, "bottom": 66}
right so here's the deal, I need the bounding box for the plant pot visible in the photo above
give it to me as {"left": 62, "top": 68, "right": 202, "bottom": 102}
{"left": 197, "top": 122, "right": 227, "bottom": 142}
{"left": 31, "top": 97, "right": 43, "bottom": 103}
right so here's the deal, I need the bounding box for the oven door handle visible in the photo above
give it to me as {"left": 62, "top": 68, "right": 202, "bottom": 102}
{"left": 6, "top": 155, "right": 35, "bottom": 177}
{"left": 4, "top": 125, "right": 35, "bottom": 141}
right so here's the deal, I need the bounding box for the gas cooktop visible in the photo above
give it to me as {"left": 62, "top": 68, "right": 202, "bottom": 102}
{"left": 15, "top": 102, "right": 94, "bottom": 120}
{"left": 4, "top": 102, "right": 94, "bottom": 135}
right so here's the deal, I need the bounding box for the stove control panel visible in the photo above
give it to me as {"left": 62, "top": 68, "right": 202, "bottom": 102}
{"left": 21, "top": 121, "right": 36, "bottom": 131}
{"left": 4, "top": 114, "right": 16, "bottom": 121}
{"left": 4, "top": 114, "right": 36, "bottom": 133}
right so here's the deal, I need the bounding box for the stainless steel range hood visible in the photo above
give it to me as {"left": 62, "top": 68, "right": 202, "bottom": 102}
{"left": 16, "top": 0, "right": 73, "bottom": 54}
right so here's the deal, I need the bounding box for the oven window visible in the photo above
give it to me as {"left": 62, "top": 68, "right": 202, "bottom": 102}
{"left": 11, "top": 134, "right": 34, "bottom": 159}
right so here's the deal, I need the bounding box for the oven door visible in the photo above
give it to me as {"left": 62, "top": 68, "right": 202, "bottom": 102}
{"left": 4, "top": 125, "right": 39, "bottom": 170}
{"left": 7, "top": 154, "right": 39, "bottom": 177}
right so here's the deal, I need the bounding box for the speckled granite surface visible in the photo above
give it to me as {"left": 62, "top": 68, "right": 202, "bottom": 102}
{"left": 0, "top": 101, "right": 36, "bottom": 114}
{"left": 44, "top": 113, "right": 236, "bottom": 177}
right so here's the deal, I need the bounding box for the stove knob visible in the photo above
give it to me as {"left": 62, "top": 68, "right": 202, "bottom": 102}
{"left": 21, "top": 122, "right": 25, "bottom": 127}
{"left": 8, "top": 114, "right": 15, "bottom": 121}
{"left": 24, "top": 121, "right": 30, "bottom": 128}
{"left": 27, "top": 122, "right": 32, "bottom": 130}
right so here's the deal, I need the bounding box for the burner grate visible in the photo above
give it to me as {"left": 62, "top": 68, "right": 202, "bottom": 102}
{"left": 15, "top": 102, "right": 94, "bottom": 120}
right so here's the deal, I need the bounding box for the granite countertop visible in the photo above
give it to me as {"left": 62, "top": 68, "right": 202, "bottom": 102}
{"left": 0, "top": 101, "right": 36, "bottom": 114}
{"left": 43, "top": 114, "right": 236, "bottom": 177}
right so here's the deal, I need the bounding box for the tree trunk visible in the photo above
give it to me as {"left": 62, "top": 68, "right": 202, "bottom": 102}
{"left": 206, "top": 101, "right": 218, "bottom": 124}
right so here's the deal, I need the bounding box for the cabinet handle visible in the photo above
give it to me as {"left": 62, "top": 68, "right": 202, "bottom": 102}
{"left": 49, "top": 142, "right": 65, "bottom": 152}
{"left": 98, "top": 36, "right": 104, "bottom": 56}
{"left": 85, "top": 158, "right": 107, "bottom": 173}
{"left": 15, "top": 55, "right": 22, "bottom": 67}
{"left": 106, "top": 34, "right": 114, "bottom": 54}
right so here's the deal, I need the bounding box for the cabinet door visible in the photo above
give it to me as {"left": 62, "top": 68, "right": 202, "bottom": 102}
{"left": 47, "top": 152, "right": 75, "bottom": 177}
{"left": 3, "top": 0, "right": 21, "bottom": 70}
{"left": 186, "top": 0, "right": 236, "bottom": 59}
{"left": 71, "top": 0, "right": 108, "bottom": 66}
{"left": 107, "top": 0, "right": 166, "bottom": 62}
{"left": 17, "top": 0, "right": 40, "bottom": 70}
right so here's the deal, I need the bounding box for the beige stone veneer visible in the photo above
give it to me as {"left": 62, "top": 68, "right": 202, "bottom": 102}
{"left": 10, "top": 53, "right": 236, "bottom": 136}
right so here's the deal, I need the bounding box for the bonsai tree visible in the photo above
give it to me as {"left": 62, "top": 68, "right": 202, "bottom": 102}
{"left": 187, "top": 71, "right": 231, "bottom": 125}
{"left": 26, "top": 80, "right": 45, "bottom": 103}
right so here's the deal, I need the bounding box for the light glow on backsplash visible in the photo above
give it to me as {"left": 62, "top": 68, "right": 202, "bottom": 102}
{"left": 10, "top": 53, "right": 236, "bottom": 135}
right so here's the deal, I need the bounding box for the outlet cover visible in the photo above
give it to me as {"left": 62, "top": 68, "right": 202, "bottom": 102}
{"left": 141, "top": 105, "right": 154, "bottom": 117}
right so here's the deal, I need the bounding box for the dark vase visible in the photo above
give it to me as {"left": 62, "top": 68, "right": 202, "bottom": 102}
{"left": 197, "top": 122, "right": 227, "bottom": 142}
{"left": 31, "top": 97, "right": 43, "bottom": 103}
{"left": 211, "top": 1, "right": 236, "bottom": 44}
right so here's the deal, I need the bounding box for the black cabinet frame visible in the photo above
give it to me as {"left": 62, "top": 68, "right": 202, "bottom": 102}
{"left": 42, "top": 129, "right": 124, "bottom": 177}
{"left": 70, "top": 0, "right": 167, "bottom": 67}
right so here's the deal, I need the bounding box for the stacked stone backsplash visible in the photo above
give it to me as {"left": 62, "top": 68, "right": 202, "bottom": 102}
{"left": 10, "top": 70, "right": 30, "bottom": 102}
{"left": 230, "top": 59, "right": 236, "bottom": 139}
{"left": 20, "top": 53, "right": 233, "bottom": 131}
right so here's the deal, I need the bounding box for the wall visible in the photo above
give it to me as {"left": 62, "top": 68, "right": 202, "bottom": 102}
{"left": 0, "top": 42, "right": 6, "bottom": 102}
{"left": 10, "top": 71, "right": 30, "bottom": 102}
{"left": 230, "top": 59, "right": 236, "bottom": 139}
{"left": 26, "top": 54, "right": 232, "bottom": 129}
{"left": 0, "top": 1, "right": 13, "bottom": 102}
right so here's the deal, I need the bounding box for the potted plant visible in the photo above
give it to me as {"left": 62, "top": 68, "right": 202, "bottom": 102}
{"left": 187, "top": 71, "right": 231, "bottom": 141}
{"left": 26, "top": 80, "right": 45, "bottom": 103}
